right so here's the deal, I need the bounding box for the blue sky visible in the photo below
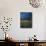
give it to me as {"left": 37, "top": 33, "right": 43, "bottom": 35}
{"left": 20, "top": 12, "right": 32, "bottom": 20}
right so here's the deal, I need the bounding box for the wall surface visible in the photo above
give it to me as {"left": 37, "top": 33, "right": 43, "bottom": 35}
{"left": 0, "top": 0, "right": 46, "bottom": 40}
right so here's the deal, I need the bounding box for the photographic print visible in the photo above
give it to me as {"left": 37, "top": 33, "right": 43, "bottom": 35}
{"left": 20, "top": 12, "right": 32, "bottom": 28}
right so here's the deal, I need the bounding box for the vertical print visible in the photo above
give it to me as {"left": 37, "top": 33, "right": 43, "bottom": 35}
{"left": 20, "top": 12, "right": 32, "bottom": 28}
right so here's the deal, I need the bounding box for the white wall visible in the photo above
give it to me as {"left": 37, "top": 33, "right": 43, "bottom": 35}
{"left": 0, "top": 0, "right": 46, "bottom": 40}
